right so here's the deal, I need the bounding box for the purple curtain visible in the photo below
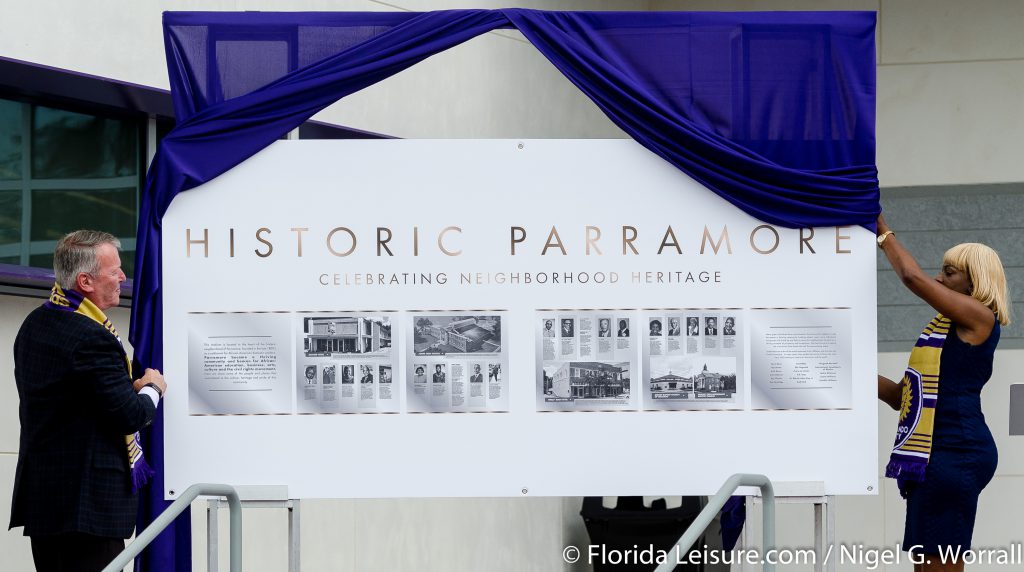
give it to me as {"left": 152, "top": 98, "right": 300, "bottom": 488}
{"left": 133, "top": 10, "right": 877, "bottom": 570}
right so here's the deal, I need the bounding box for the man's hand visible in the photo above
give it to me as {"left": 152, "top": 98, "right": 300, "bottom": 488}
{"left": 133, "top": 368, "right": 166, "bottom": 396}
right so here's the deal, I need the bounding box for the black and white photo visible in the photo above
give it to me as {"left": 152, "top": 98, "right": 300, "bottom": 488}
{"left": 432, "top": 363, "right": 447, "bottom": 383}
{"left": 649, "top": 318, "right": 663, "bottom": 337}
{"left": 723, "top": 316, "right": 737, "bottom": 336}
{"left": 648, "top": 356, "right": 737, "bottom": 405}
{"left": 360, "top": 364, "right": 374, "bottom": 384}
{"left": 704, "top": 316, "right": 718, "bottom": 336}
{"left": 616, "top": 318, "right": 630, "bottom": 337}
{"left": 412, "top": 364, "right": 428, "bottom": 384}
{"left": 686, "top": 316, "right": 700, "bottom": 337}
{"left": 691, "top": 356, "right": 737, "bottom": 399}
{"left": 542, "top": 361, "right": 631, "bottom": 404}
{"left": 542, "top": 319, "right": 556, "bottom": 337}
{"left": 649, "top": 357, "right": 694, "bottom": 400}
{"left": 667, "top": 317, "right": 681, "bottom": 337}
{"left": 597, "top": 318, "right": 612, "bottom": 338}
{"left": 301, "top": 314, "right": 391, "bottom": 357}
{"left": 413, "top": 314, "right": 502, "bottom": 356}
{"left": 560, "top": 318, "right": 575, "bottom": 338}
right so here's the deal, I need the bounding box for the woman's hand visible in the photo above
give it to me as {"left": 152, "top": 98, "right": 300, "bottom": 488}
{"left": 877, "top": 214, "right": 994, "bottom": 344}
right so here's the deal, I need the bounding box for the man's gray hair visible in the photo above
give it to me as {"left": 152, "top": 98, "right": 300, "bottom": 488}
{"left": 53, "top": 230, "right": 121, "bottom": 290}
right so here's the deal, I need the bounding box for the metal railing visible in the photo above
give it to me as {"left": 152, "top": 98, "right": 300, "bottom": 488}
{"left": 102, "top": 483, "right": 241, "bottom": 572}
{"left": 654, "top": 473, "right": 775, "bottom": 572}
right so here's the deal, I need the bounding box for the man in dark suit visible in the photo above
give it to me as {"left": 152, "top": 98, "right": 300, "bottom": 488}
{"left": 469, "top": 364, "right": 484, "bottom": 383}
{"left": 705, "top": 317, "right": 718, "bottom": 336}
{"left": 10, "top": 230, "right": 166, "bottom": 571}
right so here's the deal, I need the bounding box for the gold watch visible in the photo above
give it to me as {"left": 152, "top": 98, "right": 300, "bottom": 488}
{"left": 877, "top": 230, "right": 895, "bottom": 248}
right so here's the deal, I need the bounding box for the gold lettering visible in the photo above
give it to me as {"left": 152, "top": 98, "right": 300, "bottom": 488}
{"left": 800, "top": 228, "right": 816, "bottom": 254}
{"left": 326, "top": 227, "right": 357, "bottom": 257}
{"left": 622, "top": 226, "right": 639, "bottom": 255}
{"left": 438, "top": 226, "right": 462, "bottom": 256}
{"left": 254, "top": 228, "right": 273, "bottom": 258}
{"left": 229, "top": 228, "right": 235, "bottom": 258}
{"left": 586, "top": 226, "right": 602, "bottom": 256}
{"left": 377, "top": 227, "right": 393, "bottom": 257}
{"left": 413, "top": 226, "right": 419, "bottom": 257}
{"left": 700, "top": 225, "right": 732, "bottom": 254}
{"left": 510, "top": 226, "right": 526, "bottom": 255}
{"left": 749, "top": 225, "right": 779, "bottom": 255}
{"left": 657, "top": 225, "right": 682, "bottom": 255}
{"left": 541, "top": 226, "right": 566, "bottom": 256}
{"left": 835, "top": 226, "right": 852, "bottom": 254}
{"left": 186, "top": 228, "right": 209, "bottom": 258}
{"left": 291, "top": 227, "right": 308, "bottom": 257}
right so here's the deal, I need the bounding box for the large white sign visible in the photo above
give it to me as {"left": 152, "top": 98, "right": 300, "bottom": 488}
{"left": 162, "top": 140, "right": 877, "bottom": 499}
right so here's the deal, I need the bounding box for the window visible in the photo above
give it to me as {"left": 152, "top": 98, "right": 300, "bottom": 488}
{"left": 0, "top": 97, "right": 142, "bottom": 275}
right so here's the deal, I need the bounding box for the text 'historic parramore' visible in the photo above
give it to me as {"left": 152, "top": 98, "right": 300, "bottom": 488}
{"left": 182, "top": 224, "right": 855, "bottom": 258}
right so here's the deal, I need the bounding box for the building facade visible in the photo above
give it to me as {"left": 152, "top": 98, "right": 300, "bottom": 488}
{"left": 550, "top": 361, "right": 627, "bottom": 399}
{"left": 650, "top": 372, "right": 694, "bottom": 395}
{"left": 305, "top": 317, "right": 390, "bottom": 355}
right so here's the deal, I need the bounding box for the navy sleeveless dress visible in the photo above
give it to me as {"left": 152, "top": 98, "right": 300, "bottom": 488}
{"left": 902, "top": 320, "right": 999, "bottom": 555}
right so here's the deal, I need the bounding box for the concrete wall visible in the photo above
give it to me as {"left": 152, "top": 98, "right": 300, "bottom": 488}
{"left": 3, "top": 1, "right": 1024, "bottom": 571}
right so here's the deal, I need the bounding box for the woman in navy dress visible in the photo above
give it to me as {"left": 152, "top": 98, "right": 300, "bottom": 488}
{"left": 876, "top": 215, "right": 1011, "bottom": 571}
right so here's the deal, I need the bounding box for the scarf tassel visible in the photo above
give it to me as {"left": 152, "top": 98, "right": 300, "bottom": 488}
{"left": 131, "top": 456, "right": 156, "bottom": 493}
{"left": 886, "top": 458, "right": 927, "bottom": 499}
{"left": 885, "top": 458, "right": 926, "bottom": 480}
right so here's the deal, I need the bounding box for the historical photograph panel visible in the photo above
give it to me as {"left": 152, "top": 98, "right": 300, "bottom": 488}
{"left": 536, "top": 310, "right": 637, "bottom": 411}
{"left": 294, "top": 312, "right": 398, "bottom": 414}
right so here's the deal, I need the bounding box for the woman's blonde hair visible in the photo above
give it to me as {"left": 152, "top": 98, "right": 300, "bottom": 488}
{"left": 943, "top": 243, "right": 1012, "bottom": 325}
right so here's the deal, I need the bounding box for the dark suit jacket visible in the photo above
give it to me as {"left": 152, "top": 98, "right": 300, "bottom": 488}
{"left": 10, "top": 304, "right": 157, "bottom": 538}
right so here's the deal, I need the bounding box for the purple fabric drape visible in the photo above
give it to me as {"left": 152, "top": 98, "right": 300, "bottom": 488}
{"left": 133, "top": 10, "right": 877, "bottom": 569}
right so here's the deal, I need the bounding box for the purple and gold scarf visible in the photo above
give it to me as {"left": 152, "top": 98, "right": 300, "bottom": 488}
{"left": 885, "top": 313, "right": 948, "bottom": 497}
{"left": 46, "top": 283, "right": 154, "bottom": 492}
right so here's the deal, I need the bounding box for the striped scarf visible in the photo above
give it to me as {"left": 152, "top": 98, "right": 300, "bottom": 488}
{"left": 45, "top": 283, "right": 154, "bottom": 493}
{"left": 885, "top": 313, "right": 948, "bottom": 497}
